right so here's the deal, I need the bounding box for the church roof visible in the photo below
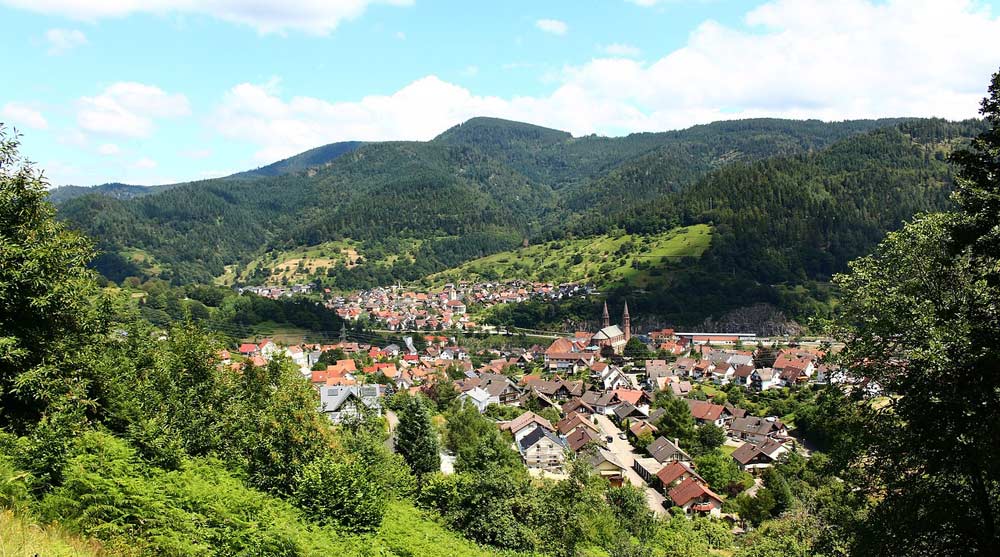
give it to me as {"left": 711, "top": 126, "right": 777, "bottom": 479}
{"left": 593, "top": 325, "right": 624, "bottom": 340}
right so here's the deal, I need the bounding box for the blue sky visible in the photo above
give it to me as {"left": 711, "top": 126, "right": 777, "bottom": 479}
{"left": 1, "top": 0, "right": 999, "bottom": 187}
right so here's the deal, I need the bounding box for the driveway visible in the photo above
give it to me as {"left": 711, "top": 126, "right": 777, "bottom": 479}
{"left": 593, "top": 414, "right": 668, "bottom": 515}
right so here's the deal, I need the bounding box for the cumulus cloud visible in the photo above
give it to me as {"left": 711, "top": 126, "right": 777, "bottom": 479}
{"left": 77, "top": 82, "right": 190, "bottom": 137}
{"left": 1, "top": 0, "right": 413, "bottom": 35}
{"left": 212, "top": 0, "right": 1000, "bottom": 161}
{"left": 1, "top": 102, "right": 49, "bottom": 129}
{"left": 44, "top": 28, "right": 87, "bottom": 54}
{"left": 132, "top": 157, "right": 157, "bottom": 169}
{"left": 181, "top": 148, "right": 213, "bottom": 159}
{"left": 97, "top": 143, "right": 121, "bottom": 155}
{"left": 535, "top": 19, "right": 568, "bottom": 35}
{"left": 602, "top": 43, "right": 641, "bottom": 57}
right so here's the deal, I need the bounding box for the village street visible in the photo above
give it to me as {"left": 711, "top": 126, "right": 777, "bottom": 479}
{"left": 593, "top": 414, "right": 668, "bottom": 515}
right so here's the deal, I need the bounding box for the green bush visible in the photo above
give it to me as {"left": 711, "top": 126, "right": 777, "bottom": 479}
{"left": 293, "top": 455, "right": 388, "bottom": 532}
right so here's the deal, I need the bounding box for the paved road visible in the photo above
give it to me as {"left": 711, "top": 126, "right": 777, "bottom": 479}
{"left": 593, "top": 414, "right": 668, "bottom": 515}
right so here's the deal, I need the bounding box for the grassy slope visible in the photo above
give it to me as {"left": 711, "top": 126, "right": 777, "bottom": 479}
{"left": 0, "top": 510, "right": 118, "bottom": 557}
{"left": 216, "top": 238, "right": 425, "bottom": 286}
{"left": 378, "top": 501, "right": 533, "bottom": 557}
{"left": 1, "top": 501, "right": 524, "bottom": 557}
{"left": 429, "top": 224, "right": 711, "bottom": 289}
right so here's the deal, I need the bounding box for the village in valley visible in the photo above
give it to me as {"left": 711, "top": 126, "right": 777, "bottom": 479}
{"left": 240, "top": 279, "right": 594, "bottom": 333}
{"left": 228, "top": 285, "right": 836, "bottom": 527}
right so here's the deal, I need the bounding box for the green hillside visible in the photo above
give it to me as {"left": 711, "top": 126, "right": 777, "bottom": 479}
{"left": 0, "top": 511, "right": 113, "bottom": 557}
{"left": 430, "top": 224, "right": 711, "bottom": 288}
{"left": 226, "top": 140, "right": 363, "bottom": 179}
{"left": 54, "top": 116, "right": 987, "bottom": 324}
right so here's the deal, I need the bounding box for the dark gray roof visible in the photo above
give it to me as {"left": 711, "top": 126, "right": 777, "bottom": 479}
{"left": 647, "top": 436, "right": 691, "bottom": 463}
{"left": 518, "top": 426, "right": 566, "bottom": 452}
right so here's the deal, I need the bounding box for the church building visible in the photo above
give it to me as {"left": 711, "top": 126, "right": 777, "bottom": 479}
{"left": 592, "top": 301, "right": 631, "bottom": 354}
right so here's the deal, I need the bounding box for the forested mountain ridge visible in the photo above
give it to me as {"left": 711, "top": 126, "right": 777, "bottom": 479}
{"left": 46, "top": 181, "right": 180, "bottom": 204}
{"left": 55, "top": 116, "right": 984, "bottom": 326}
{"left": 225, "top": 140, "right": 364, "bottom": 179}
{"left": 46, "top": 140, "right": 364, "bottom": 204}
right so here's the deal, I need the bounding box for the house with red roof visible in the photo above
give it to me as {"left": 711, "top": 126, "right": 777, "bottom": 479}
{"left": 668, "top": 477, "right": 723, "bottom": 516}
{"left": 685, "top": 399, "right": 730, "bottom": 427}
{"left": 656, "top": 461, "right": 704, "bottom": 493}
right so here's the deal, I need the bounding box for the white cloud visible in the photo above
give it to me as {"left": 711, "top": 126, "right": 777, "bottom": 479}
{"left": 56, "top": 128, "right": 88, "bottom": 147}
{"left": 535, "top": 19, "right": 568, "bottom": 35}
{"left": 1, "top": 102, "right": 49, "bottom": 129}
{"left": 602, "top": 43, "right": 641, "bottom": 57}
{"left": 462, "top": 65, "right": 479, "bottom": 77}
{"left": 627, "top": 0, "right": 666, "bottom": 6}
{"left": 1, "top": 0, "right": 413, "bottom": 35}
{"left": 395, "top": 31, "right": 406, "bottom": 40}
{"left": 211, "top": 0, "right": 1000, "bottom": 162}
{"left": 77, "top": 82, "right": 190, "bottom": 137}
{"left": 181, "top": 148, "right": 213, "bottom": 159}
{"left": 132, "top": 157, "right": 157, "bottom": 169}
{"left": 44, "top": 28, "right": 87, "bottom": 54}
{"left": 97, "top": 143, "right": 120, "bottom": 155}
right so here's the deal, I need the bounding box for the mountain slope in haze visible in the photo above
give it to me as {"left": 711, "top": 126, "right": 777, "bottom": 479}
{"left": 226, "top": 140, "right": 363, "bottom": 179}
{"left": 46, "top": 182, "right": 179, "bottom": 204}
{"left": 55, "top": 116, "right": 982, "bottom": 325}
{"left": 46, "top": 140, "right": 364, "bottom": 204}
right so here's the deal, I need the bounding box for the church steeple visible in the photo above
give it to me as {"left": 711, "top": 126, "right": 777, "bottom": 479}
{"left": 602, "top": 301, "right": 610, "bottom": 329}
{"left": 623, "top": 300, "right": 631, "bottom": 342}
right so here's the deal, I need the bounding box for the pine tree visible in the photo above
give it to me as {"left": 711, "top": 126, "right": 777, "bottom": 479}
{"left": 394, "top": 395, "right": 439, "bottom": 489}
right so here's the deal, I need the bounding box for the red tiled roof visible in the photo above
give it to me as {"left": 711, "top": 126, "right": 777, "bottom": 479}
{"left": 669, "top": 477, "right": 723, "bottom": 507}
{"left": 656, "top": 461, "right": 702, "bottom": 487}
{"left": 613, "top": 389, "right": 644, "bottom": 406}
{"left": 685, "top": 399, "right": 725, "bottom": 422}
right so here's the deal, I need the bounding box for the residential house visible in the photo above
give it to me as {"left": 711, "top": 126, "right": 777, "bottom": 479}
{"left": 645, "top": 360, "right": 673, "bottom": 384}
{"left": 647, "top": 436, "right": 692, "bottom": 464}
{"left": 565, "top": 427, "right": 602, "bottom": 452}
{"left": 585, "top": 447, "right": 628, "bottom": 486}
{"left": 731, "top": 438, "right": 791, "bottom": 472}
{"left": 258, "top": 339, "right": 277, "bottom": 359}
{"left": 557, "top": 412, "right": 599, "bottom": 436}
{"left": 750, "top": 368, "right": 780, "bottom": 391}
{"left": 595, "top": 364, "right": 631, "bottom": 391}
{"left": 685, "top": 399, "right": 730, "bottom": 427}
{"left": 614, "top": 402, "right": 648, "bottom": 423}
{"left": 668, "top": 477, "right": 724, "bottom": 516}
{"left": 655, "top": 461, "right": 704, "bottom": 493}
{"left": 669, "top": 380, "right": 693, "bottom": 397}
{"left": 319, "top": 385, "right": 381, "bottom": 423}
{"left": 518, "top": 427, "right": 567, "bottom": 473}
{"left": 523, "top": 378, "right": 586, "bottom": 400}
{"left": 457, "top": 386, "right": 492, "bottom": 413}
{"left": 732, "top": 364, "right": 756, "bottom": 387}
{"left": 561, "top": 398, "right": 596, "bottom": 416}
{"left": 728, "top": 416, "right": 788, "bottom": 444}
{"left": 629, "top": 420, "right": 658, "bottom": 440}
{"left": 501, "top": 411, "right": 556, "bottom": 444}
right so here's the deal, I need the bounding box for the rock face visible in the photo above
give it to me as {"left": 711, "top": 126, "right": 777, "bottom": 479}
{"left": 699, "top": 304, "right": 804, "bottom": 337}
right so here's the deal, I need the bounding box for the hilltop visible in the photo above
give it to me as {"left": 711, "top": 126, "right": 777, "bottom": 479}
{"left": 54, "top": 115, "right": 985, "bottom": 326}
